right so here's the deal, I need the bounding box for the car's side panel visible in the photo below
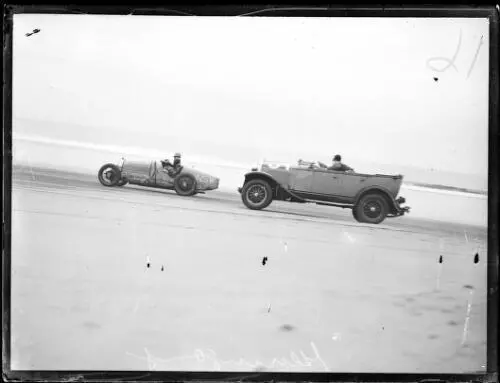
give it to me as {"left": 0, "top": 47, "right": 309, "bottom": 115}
{"left": 288, "top": 167, "right": 313, "bottom": 192}
{"left": 354, "top": 176, "right": 403, "bottom": 199}
{"left": 292, "top": 190, "right": 353, "bottom": 204}
{"left": 354, "top": 184, "right": 400, "bottom": 205}
{"left": 121, "top": 160, "right": 155, "bottom": 184}
{"left": 311, "top": 169, "right": 345, "bottom": 195}
{"left": 311, "top": 169, "right": 403, "bottom": 200}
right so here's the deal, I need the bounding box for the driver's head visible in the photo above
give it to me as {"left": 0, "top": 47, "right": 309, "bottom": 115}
{"left": 173, "top": 152, "right": 181, "bottom": 165}
{"left": 333, "top": 154, "right": 342, "bottom": 163}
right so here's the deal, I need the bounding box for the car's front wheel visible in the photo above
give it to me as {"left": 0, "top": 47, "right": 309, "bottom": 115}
{"left": 98, "top": 163, "right": 122, "bottom": 187}
{"left": 174, "top": 174, "right": 197, "bottom": 196}
{"left": 354, "top": 193, "right": 388, "bottom": 224}
{"left": 241, "top": 179, "right": 273, "bottom": 210}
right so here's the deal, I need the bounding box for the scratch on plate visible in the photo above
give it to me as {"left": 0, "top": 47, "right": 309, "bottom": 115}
{"left": 467, "top": 35, "right": 484, "bottom": 79}
{"left": 133, "top": 300, "right": 141, "bottom": 313}
{"left": 343, "top": 230, "right": 355, "bottom": 243}
{"left": 435, "top": 256, "right": 443, "bottom": 291}
{"left": 331, "top": 332, "right": 342, "bottom": 341}
{"left": 461, "top": 290, "right": 474, "bottom": 346}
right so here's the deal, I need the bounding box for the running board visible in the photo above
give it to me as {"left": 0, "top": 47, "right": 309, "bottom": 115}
{"left": 314, "top": 201, "right": 353, "bottom": 209}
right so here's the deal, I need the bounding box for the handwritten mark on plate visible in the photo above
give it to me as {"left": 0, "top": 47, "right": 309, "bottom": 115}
{"left": 467, "top": 35, "right": 484, "bottom": 79}
{"left": 126, "top": 341, "right": 330, "bottom": 372}
{"left": 427, "top": 29, "right": 462, "bottom": 73}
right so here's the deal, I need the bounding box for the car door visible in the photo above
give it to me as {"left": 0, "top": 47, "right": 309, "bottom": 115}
{"left": 311, "top": 169, "right": 345, "bottom": 198}
{"left": 288, "top": 167, "right": 314, "bottom": 193}
{"left": 340, "top": 173, "right": 366, "bottom": 199}
{"left": 311, "top": 170, "right": 365, "bottom": 201}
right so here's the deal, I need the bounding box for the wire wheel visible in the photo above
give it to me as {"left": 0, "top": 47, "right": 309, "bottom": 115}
{"left": 241, "top": 179, "right": 273, "bottom": 210}
{"left": 247, "top": 184, "right": 267, "bottom": 204}
{"left": 355, "top": 194, "right": 388, "bottom": 224}
{"left": 174, "top": 174, "right": 197, "bottom": 196}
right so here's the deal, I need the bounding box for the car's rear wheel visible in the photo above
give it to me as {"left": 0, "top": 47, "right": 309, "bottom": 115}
{"left": 354, "top": 193, "right": 388, "bottom": 224}
{"left": 241, "top": 179, "right": 273, "bottom": 210}
{"left": 174, "top": 174, "right": 197, "bottom": 196}
{"left": 98, "top": 163, "right": 122, "bottom": 187}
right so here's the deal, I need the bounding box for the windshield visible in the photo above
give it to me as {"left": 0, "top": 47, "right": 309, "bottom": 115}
{"left": 296, "top": 159, "right": 328, "bottom": 169}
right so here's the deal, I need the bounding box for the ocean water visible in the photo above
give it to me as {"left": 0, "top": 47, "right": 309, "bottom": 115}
{"left": 12, "top": 135, "right": 487, "bottom": 227}
{"left": 13, "top": 117, "right": 487, "bottom": 191}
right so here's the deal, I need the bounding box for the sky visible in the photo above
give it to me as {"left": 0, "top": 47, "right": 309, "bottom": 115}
{"left": 12, "top": 14, "right": 490, "bottom": 183}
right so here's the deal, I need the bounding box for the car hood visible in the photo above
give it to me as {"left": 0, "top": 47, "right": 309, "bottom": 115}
{"left": 181, "top": 167, "right": 217, "bottom": 179}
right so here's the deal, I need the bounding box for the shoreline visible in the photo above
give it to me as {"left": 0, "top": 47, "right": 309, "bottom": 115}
{"left": 10, "top": 164, "right": 488, "bottom": 231}
{"left": 10, "top": 163, "right": 487, "bottom": 198}
{"left": 404, "top": 181, "right": 487, "bottom": 196}
{"left": 12, "top": 134, "right": 487, "bottom": 194}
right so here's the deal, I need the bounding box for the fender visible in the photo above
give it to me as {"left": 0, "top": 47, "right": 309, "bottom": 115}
{"left": 354, "top": 185, "right": 400, "bottom": 212}
{"left": 242, "top": 171, "right": 306, "bottom": 202}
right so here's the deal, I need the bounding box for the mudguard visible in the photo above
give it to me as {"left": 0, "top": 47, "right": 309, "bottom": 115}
{"left": 355, "top": 185, "right": 406, "bottom": 214}
{"left": 240, "top": 171, "right": 306, "bottom": 202}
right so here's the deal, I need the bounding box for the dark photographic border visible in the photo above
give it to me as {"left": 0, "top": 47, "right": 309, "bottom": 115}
{"left": 2, "top": 4, "right": 498, "bottom": 382}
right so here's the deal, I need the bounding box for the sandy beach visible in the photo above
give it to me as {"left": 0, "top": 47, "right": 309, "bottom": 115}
{"left": 10, "top": 166, "right": 487, "bottom": 373}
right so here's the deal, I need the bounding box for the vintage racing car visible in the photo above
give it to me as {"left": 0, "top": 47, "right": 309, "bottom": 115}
{"left": 238, "top": 160, "right": 410, "bottom": 224}
{"left": 98, "top": 157, "right": 219, "bottom": 196}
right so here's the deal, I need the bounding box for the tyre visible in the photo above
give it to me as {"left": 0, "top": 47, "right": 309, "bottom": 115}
{"left": 174, "top": 174, "right": 197, "bottom": 196}
{"left": 354, "top": 193, "right": 389, "bottom": 224}
{"left": 352, "top": 208, "right": 360, "bottom": 222}
{"left": 241, "top": 179, "right": 273, "bottom": 210}
{"left": 98, "top": 163, "right": 122, "bottom": 187}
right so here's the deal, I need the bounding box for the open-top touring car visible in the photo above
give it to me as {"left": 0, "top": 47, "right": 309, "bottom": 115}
{"left": 98, "top": 157, "right": 219, "bottom": 196}
{"left": 238, "top": 160, "right": 410, "bottom": 224}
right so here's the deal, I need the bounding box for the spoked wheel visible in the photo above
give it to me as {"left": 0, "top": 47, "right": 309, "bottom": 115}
{"left": 241, "top": 179, "right": 273, "bottom": 210}
{"left": 354, "top": 193, "right": 388, "bottom": 224}
{"left": 98, "top": 163, "right": 122, "bottom": 187}
{"left": 174, "top": 174, "right": 197, "bottom": 196}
